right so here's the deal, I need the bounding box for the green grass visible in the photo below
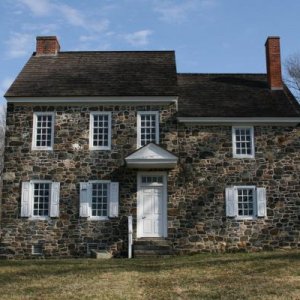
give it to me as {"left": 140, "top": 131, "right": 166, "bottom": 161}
{"left": 0, "top": 250, "right": 300, "bottom": 299}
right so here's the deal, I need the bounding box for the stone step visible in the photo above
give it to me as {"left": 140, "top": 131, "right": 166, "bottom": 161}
{"left": 134, "top": 239, "right": 171, "bottom": 247}
{"left": 133, "top": 239, "right": 174, "bottom": 258}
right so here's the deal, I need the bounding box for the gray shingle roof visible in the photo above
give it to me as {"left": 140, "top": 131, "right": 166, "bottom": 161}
{"left": 177, "top": 73, "right": 300, "bottom": 117}
{"left": 5, "top": 50, "right": 300, "bottom": 118}
{"left": 5, "top": 51, "right": 177, "bottom": 97}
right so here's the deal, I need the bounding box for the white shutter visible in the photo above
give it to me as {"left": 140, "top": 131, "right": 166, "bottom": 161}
{"left": 109, "top": 182, "right": 119, "bottom": 218}
{"left": 50, "top": 182, "right": 60, "bottom": 217}
{"left": 80, "top": 182, "right": 90, "bottom": 217}
{"left": 257, "top": 187, "right": 267, "bottom": 217}
{"left": 225, "top": 187, "right": 236, "bottom": 217}
{"left": 21, "top": 182, "right": 31, "bottom": 217}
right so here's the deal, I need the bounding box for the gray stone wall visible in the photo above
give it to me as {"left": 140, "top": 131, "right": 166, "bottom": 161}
{"left": 167, "top": 124, "right": 300, "bottom": 253}
{"left": 1, "top": 102, "right": 300, "bottom": 258}
{"left": 0, "top": 103, "right": 177, "bottom": 258}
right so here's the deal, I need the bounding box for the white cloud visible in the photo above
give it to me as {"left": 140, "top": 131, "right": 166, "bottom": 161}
{"left": 79, "top": 35, "right": 98, "bottom": 43}
{"left": 154, "top": 0, "right": 217, "bottom": 23}
{"left": 124, "top": 30, "right": 153, "bottom": 46}
{"left": 19, "top": 0, "right": 51, "bottom": 16}
{"left": 18, "top": 0, "right": 109, "bottom": 33}
{"left": 21, "top": 23, "right": 59, "bottom": 35}
{"left": 5, "top": 33, "right": 34, "bottom": 58}
{"left": 56, "top": 3, "right": 86, "bottom": 27}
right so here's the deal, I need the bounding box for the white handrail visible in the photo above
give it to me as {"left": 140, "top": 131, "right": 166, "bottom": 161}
{"left": 128, "top": 215, "right": 133, "bottom": 259}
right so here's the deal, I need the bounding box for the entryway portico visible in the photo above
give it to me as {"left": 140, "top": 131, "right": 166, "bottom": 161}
{"left": 125, "top": 143, "right": 178, "bottom": 239}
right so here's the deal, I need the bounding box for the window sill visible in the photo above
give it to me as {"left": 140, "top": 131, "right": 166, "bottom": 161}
{"left": 89, "top": 147, "right": 111, "bottom": 151}
{"left": 28, "top": 216, "right": 50, "bottom": 221}
{"left": 31, "top": 147, "right": 53, "bottom": 151}
{"left": 87, "top": 217, "right": 109, "bottom": 221}
{"left": 232, "top": 155, "right": 255, "bottom": 159}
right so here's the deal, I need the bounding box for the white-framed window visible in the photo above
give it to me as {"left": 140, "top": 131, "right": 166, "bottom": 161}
{"left": 21, "top": 181, "right": 60, "bottom": 219}
{"left": 89, "top": 112, "right": 111, "bottom": 150}
{"left": 32, "top": 112, "right": 55, "bottom": 150}
{"left": 80, "top": 181, "right": 119, "bottom": 220}
{"left": 232, "top": 126, "right": 255, "bottom": 158}
{"left": 225, "top": 186, "right": 266, "bottom": 220}
{"left": 137, "top": 111, "right": 159, "bottom": 148}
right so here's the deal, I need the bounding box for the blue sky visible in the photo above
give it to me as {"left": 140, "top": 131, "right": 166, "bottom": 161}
{"left": 1, "top": 0, "right": 300, "bottom": 100}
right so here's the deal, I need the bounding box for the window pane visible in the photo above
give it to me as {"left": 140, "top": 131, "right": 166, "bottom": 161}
{"left": 92, "top": 114, "right": 110, "bottom": 148}
{"left": 234, "top": 127, "right": 253, "bottom": 157}
{"left": 33, "top": 183, "right": 51, "bottom": 217}
{"left": 140, "top": 113, "right": 158, "bottom": 146}
{"left": 91, "top": 183, "right": 108, "bottom": 217}
{"left": 237, "top": 188, "right": 255, "bottom": 217}
{"left": 35, "top": 114, "right": 53, "bottom": 148}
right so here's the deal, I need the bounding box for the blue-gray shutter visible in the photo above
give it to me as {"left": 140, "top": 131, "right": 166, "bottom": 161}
{"left": 225, "top": 187, "right": 236, "bottom": 217}
{"left": 21, "top": 182, "right": 31, "bottom": 217}
{"left": 109, "top": 182, "right": 119, "bottom": 218}
{"left": 80, "top": 182, "right": 90, "bottom": 217}
{"left": 50, "top": 182, "right": 60, "bottom": 217}
{"left": 257, "top": 187, "right": 267, "bottom": 217}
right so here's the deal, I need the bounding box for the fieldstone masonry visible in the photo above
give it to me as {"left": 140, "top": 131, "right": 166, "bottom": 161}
{"left": 1, "top": 102, "right": 300, "bottom": 258}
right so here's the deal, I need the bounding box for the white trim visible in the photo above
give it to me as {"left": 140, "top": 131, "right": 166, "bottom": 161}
{"left": 125, "top": 143, "right": 178, "bottom": 169}
{"left": 233, "top": 185, "right": 257, "bottom": 220}
{"left": 177, "top": 117, "right": 300, "bottom": 125}
{"left": 137, "top": 172, "right": 167, "bottom": 238}
{"left": 89, "top": 112, "right": 112, "bottom": 150}
{"left": 32, "top": 112, "right": 55, "bottom": 151}
{"left": 7, "top": 96, "right": 178, "bottom": 104}
{"left": 232, "top": 126, "right": 255, "bottom": 159}
{"left": 137, "top": 111, "right": 159, "bottom": 148}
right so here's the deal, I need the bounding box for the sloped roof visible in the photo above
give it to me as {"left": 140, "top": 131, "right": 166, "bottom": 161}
{"left": 177, "top": 74, "right": 300, "bottom": 117}
{"left": 5, "top": 51, "right": 177, "bottom": 97}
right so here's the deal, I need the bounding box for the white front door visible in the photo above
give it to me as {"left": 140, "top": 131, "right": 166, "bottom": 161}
{"left": 137, "top": 173, "right": 167, "bottom": 238}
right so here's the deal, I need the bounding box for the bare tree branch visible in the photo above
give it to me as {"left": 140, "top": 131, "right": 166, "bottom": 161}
{"left": 284, "top": 53, "right": 300, "bottom": 102}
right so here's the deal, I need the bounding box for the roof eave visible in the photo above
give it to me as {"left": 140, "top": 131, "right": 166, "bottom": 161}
{"left": 177, "top": 117, "right": 300, "bottom": 126}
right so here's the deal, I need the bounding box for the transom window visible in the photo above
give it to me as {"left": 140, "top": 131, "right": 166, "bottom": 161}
{"left": 137, "top": 111, "right": 159, "bottom": 148}
{"left": 91, "top": 182, "right": 108, "bottom": 217}
{"left": 89, "top": 112, "right": 111, "bottom": 150}
{"left": 237, "top": 188, "right": 254, "bottom": 217}
{"left": 232, "top": 126, "right": 254, "bottom": 158}
{"left": 32, "top": 112, "right": 55, "bottom": 150}
{"left": 33, "top": 183, "right": 51, "bottom": 217}
{"left": 141, "top": 176, "right": 163, "bottom": 184}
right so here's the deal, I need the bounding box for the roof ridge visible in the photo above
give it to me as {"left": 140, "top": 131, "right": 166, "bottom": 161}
{"left": 33, "top": 50, "right": 175, "bottom": 55}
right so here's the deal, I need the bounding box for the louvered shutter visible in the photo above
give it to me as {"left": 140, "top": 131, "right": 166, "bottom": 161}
{"left": 50, "top": 182, "right": 60, "bottom": 217}
{"left": 257, "top": 187, "right": 267, "bottom": 217}
{"left": 80, "top": 182, "right": 90, "bottom": 217}
{"left": 21, "top": 182, "right": 31, "bottom": 217}
{"left": 109, "top": 182, "right": 119, "bottom": 218}
{"left": 225, "top": 187, "right": 236, "bottom": 217}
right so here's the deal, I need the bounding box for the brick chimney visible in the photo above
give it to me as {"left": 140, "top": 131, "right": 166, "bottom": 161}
{"left": 36, "top": 36, "right": 60, "bottom": 56}
{"left": 265, "top": 36, "right": 283, "bottom": 90}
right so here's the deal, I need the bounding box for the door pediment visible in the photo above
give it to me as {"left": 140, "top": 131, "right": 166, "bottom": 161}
{"left": 125, "top": 143, "right": 178, "bottom": 169}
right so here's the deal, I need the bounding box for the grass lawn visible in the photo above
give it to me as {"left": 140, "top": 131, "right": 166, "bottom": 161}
{"left": 0, "top": 250, "right": 300, "bottom": 299}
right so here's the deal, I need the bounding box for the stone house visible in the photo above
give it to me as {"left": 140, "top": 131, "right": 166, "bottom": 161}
{"left": 1, "top": 36, "right": 300, "bottom": 258}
